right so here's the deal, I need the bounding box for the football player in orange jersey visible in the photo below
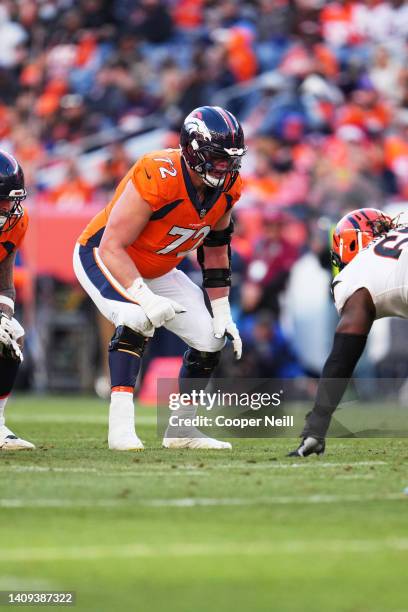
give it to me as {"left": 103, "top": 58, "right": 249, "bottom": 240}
{"left": 74, "top": 106, "right": 247, "bottom": 450}
{"left": 0, "top": 151, "right": 35, "bottom": 450}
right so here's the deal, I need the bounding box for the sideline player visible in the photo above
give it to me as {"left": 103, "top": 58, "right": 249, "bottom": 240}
{"left": 289, "top": 207, "right": 407, "bottom": 457}
{"left": 0, "top": 151, "right": 35, "bottom": 450}
{"left": 74, "top": 106, "right": 247, "bottom": 450}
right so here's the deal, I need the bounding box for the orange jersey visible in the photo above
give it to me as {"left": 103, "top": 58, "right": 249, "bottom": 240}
{"left": 78, "top": 149, "right": 242, "bottom": 278}
{"left": 0, "top": 207, "right": 28, "bottom": 263}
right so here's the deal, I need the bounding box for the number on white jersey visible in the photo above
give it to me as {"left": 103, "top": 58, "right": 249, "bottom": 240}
{"left": 374, "top": 227, "right": 408, "bottom": 260}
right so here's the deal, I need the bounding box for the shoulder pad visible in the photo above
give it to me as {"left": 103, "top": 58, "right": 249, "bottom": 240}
{"left": 131, "top": 150, "right": 182, "bottom": 211}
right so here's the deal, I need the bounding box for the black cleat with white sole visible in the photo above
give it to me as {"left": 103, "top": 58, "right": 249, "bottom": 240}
{"left": 287, "top": 436, "right": 325, "bottom": 457}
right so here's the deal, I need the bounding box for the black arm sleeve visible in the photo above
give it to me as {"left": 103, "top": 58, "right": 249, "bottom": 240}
{"left": 197, "top": 221, "right": 234, "bottom": 288}
{"left": 203, "top": 221, "right": 234, "bottom": 247}
{"left": 302, "top": 332, "right": 367, "bottom": 439}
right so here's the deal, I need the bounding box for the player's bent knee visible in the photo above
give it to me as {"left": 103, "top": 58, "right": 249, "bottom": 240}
{"left": 108, "top": 325, "right": 149, "bottom": 358}
{"left": 183, "top": 347, "right": 221, "bottom": 375}
{"left": 115, "top": 303, "right": 154, "bottom": 337}
{"left": 185, "top": 325, "right": 226, "bottom": 354}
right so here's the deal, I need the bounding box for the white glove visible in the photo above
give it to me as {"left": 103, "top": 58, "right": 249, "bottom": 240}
{"left": 211, "top": 296, "right": 242, "bottom": 360}
{"left": 127, "top": 278, "right": 186, "bottom": 328}
{"left": 0, "top": 314, "right": 23, "bottom": 361}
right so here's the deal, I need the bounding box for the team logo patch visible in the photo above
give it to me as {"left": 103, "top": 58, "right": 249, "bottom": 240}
{"left": 185, "top": 117, "right": 212, "bottom": 142}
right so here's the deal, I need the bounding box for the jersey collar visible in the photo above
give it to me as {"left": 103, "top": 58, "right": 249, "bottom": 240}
{"left": 181, "top": 156, "right": 222, "bottom": 218}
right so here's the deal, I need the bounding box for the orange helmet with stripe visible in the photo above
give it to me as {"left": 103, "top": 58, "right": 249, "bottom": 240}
{"left": 331, "top": 208, "right": 394, "bottom": 270}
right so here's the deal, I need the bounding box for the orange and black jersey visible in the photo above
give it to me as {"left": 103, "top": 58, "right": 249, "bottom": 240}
{"left": 0, "top": 208, "right": 29, "bottom": 264}
{"left": 78, "top": 149, "right": 242, "bottom": 279}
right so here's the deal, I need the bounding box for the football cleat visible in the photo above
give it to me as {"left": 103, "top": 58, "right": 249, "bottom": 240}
{"left": 108, "top": 432, "right": 144, "bottom": 451}
{"left": 287, "top": 436, "right": 325, "bottom": 458}
{"left": 163, "top": 435, "right": 232, "bottom": 450}
{"left": 0, "top": 425, "right": 35, "bottom": 450}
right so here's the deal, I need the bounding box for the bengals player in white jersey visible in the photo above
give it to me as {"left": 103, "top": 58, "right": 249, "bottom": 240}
{"left": 74, "top": 106, "right": 247, "bottom": 450}
{"left": 289, "top": 207, "right": 408, "bottom": 457}
{"left": 0, "top": 151, "right": 34, "bottom": 450}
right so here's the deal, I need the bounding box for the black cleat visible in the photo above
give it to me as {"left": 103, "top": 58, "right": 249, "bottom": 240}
{"left": 287, "top": 436, "right": 325, "bottom": 457}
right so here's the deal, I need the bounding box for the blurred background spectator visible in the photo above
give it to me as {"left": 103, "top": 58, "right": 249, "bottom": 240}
{"left": 1, "top": 0, "right": 407, "bottom": 395}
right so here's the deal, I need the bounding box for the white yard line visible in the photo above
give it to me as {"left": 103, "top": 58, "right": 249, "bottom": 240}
{"left": 0, "top": 461, "right": 388, "bottom": 477}
{"left": 104, "top": 470, "right": 205, "bottom": 477}
{"left": 8, "top": 415, "right": 156, "bottom": 425}
{"left": 143, "top": 493, "right": 404, "bottom": 507}
{"left": 0, "top": 576, "right": 57, "bottom": 590}
{"left": 2, "top": 466, "right": 100, "bottom": 474}
{"left": 1, "top": 538, "right": 408, "bottom": 562}
{"left": 0, "top": 492, "right": 404, "bottom": 510}
{"left": 1, "top": 466, "right": 205, "bottom": 477}
{"left": 334, "top": 474, "right": 376, "bottom": 480}
{"left": 0, "top": 499, "right": 122, "bottom": 508}
{"left": 176, "top": 461, "right": 389, "bottom": 470}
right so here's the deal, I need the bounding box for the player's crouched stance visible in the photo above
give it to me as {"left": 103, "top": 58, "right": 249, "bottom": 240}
{"left": 0, "top": 151, "right": 34, "bottom": 450}
{"left": 289, "top": 207, "right": 404, "bottom": 457}
{"left": 74, "top": 106, "right": 247, "bottom": 450}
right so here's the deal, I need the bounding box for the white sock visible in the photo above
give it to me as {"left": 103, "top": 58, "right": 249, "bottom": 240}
{"left": 109, "top": 392, "right": 135, "bottom": 437}
{"left": 0, "top": 395, "right": 9, "bottom": 428}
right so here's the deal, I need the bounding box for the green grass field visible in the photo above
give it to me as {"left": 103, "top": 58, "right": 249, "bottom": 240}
{"left": 0, "top": 396, "right": 407, "bottom": 612}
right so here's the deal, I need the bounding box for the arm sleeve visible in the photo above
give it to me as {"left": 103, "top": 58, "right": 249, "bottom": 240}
{"left": 302, "top": 332, "right": 367, "bottom": 439}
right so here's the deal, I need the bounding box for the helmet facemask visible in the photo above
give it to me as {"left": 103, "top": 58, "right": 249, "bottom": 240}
{"left": 0, "top": 189, "right": 26, "bottom": 233}
{"left": 331, "top": 228, "right": 373, "bottom": 271}
{"left": 194, "top": 146, "right": 243, "bottom": 190}
{"left": 185, "top": 139, "right": 246, "bottom": 191}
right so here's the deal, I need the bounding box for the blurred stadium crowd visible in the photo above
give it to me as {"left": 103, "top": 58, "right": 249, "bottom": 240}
{"left": 1, "top": 0, "right": 408, "bottom": 392}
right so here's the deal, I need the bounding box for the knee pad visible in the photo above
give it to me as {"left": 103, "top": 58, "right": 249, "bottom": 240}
{"left": 183, "top": 348, "right": 221, "bottom": 375}
{"left": 108, "top": 325, "right": 149, "bottom": 358}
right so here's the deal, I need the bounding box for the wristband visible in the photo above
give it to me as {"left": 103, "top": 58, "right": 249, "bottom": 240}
{"left": 126, "top": 278, "right": 157, "bottom": 310}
